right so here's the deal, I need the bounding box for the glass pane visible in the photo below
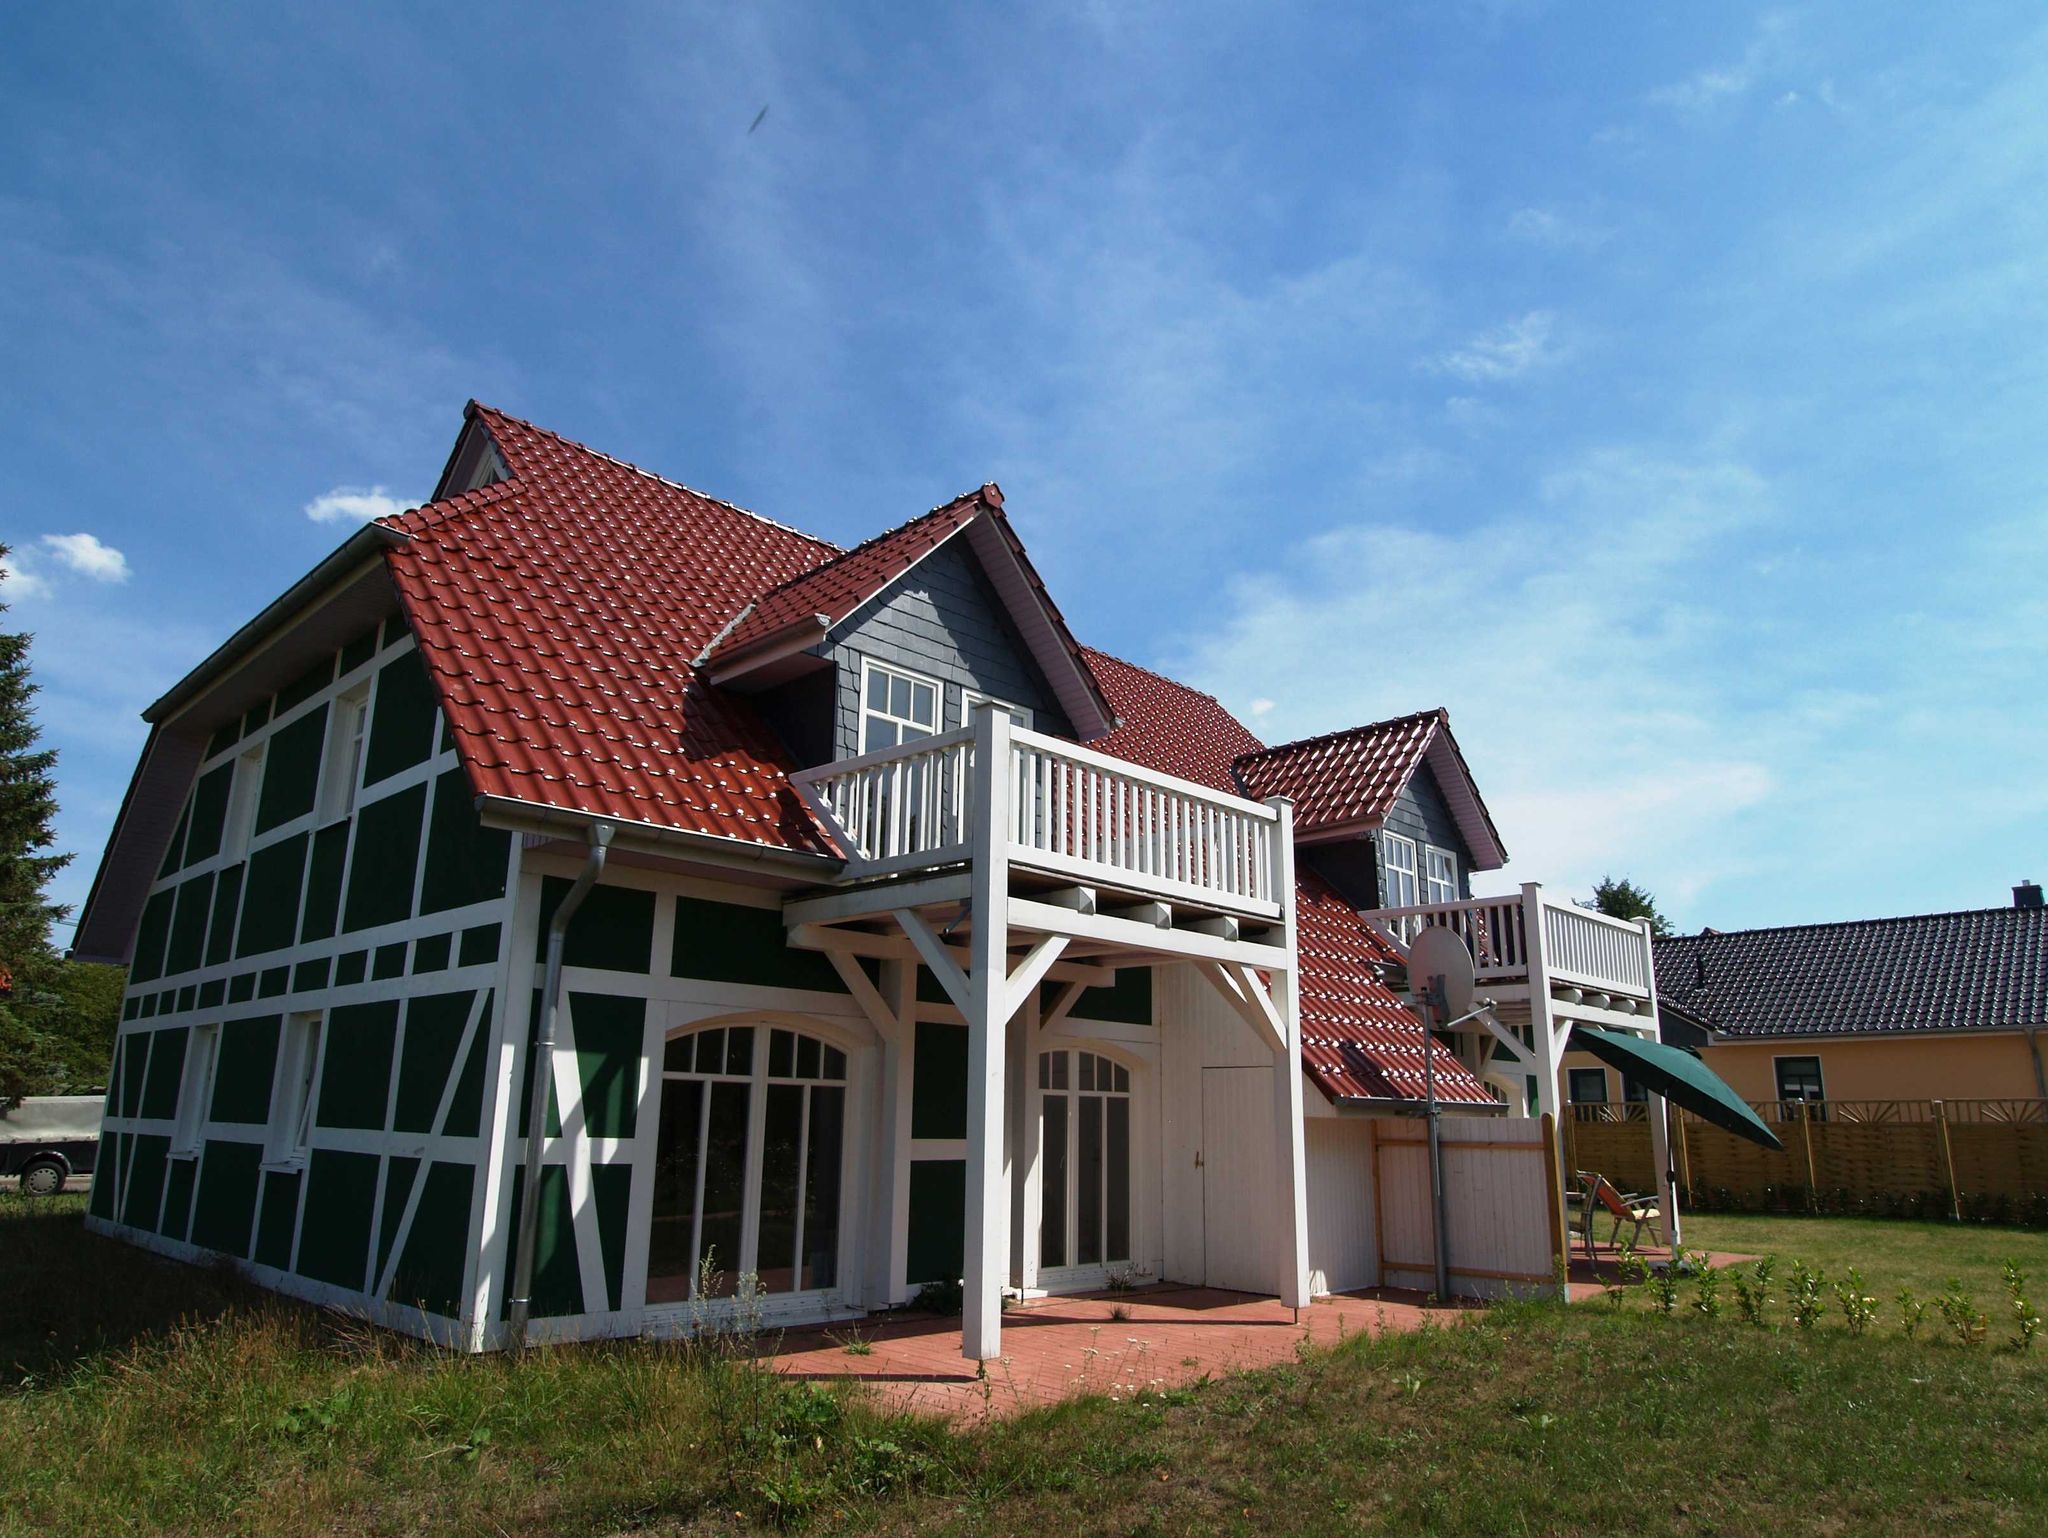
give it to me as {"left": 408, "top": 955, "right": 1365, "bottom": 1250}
{"left": 1040, "top": 1096, "right": 1068, "bottom": 1269}
{"left": 863, "top": 717, "right": 897, "bottom": 753}
{"left": 890, "top": 675, "right": 910, "bottom": 718}
{"left": 822, "top": 1046, "right": 846, "bottom": 1082}
{"left": 1079, "top": 1054, "right": 1095, "bottom": 1091}
{"left": 663, "top": 1034, "right": 695, "bottom": 1072}
{"left": 1114, "top": 1064, "right": 1129, "bottom": 1093}
{"left": 1049, "top": 1051, "right": 1067, "bottom": 1090}
{"left": 726, "top": 1026, "right": 754, "bottom": 1077}
{"left": 694, "top": 1029, "right": 724, "bottom": 1076}
{"left": 802, "top": 1085, "right": 845, "bottom": 1290}
{"left": 698, "top": 1080, "right": 750, "bottom": 1294}
{"left": 647, "top": 1078, "right": 703, "bottom": 1304}
{"left": 796, "top": 1034, "right": 821, "bottom": 1080}
{"left": 756, "top": 1084, "right": 804, "bottom": 1295}
{"left": 867, "top": 669, "right": 889, "bottom": 709}
{"left": 770, "top": 1029, "right": 795, "bottom": 1079}
{"left": 1077, "top": 1097, "right": 1103, "bottom": 1266}
{"left": 1038, "top": 1053, "right": 1049, "bottom": 1090}
{"left": 1106, "top": 1096, "right": 1131, "bottom": 1263}
{"left": 910, "top": 682, "right": 934, "bottom": 726}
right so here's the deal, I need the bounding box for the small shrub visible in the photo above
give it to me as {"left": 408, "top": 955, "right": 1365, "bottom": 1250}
{"left": 1936, "top": 1278, "right": 1986, "bottom": 1347}
{"left": 1646, "top": 1261, "right": 1681, "bottom": 1317}
{"left": 1690, "top": 1256, "right": 1722, "bottom": 1319}
{"left": 1734, "top": 1255, "right": 1777, "bottom": 1327}
{"left": 1788, "top": 1261, "right": 1826, "bottom": 1331}
{"left": 912, "top": 1278, "right": 964, "bottom": 1317}
{"left": 1896, "top": 1286, "right": 1927, "bottom": 1340}
{"left": 2002, "top": 1261, "right": 2040, "bottom": 1351}
{"left": 1834, "top": 1268, "right": 1877, "bottom": 1337}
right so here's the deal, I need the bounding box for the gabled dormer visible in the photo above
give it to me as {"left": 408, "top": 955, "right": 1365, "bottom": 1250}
{"left": 1232, "top": 709, "right": 1508, "bottom": 912}
{"left": 699, "top": 484, "right": 1116, "bottom": 770}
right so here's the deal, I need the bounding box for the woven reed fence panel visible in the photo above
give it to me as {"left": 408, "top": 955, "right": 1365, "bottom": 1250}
{"left": 1576, "top": 1101, "right": 2048, "bottom": 1216}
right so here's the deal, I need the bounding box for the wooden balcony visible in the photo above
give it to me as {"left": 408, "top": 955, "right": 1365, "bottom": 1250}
{"left": 1362, "top": 887, "right": 1659, "bottom": 1025}
{"left": 790, "top": 716, "right": 1286, "bottom": 923}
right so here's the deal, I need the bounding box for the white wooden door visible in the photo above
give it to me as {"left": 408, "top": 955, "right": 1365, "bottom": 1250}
{"left": 1201, "top": 1067, "right": 1276, "bottom": 1294}
{"left": 1305, "top": 1120, "right": 1377, "bottom": 1294}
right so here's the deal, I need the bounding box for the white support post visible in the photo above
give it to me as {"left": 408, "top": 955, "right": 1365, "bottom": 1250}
{"left": 1639, "top": 917, "right": 1679, "bottom": 1248}
{"left": 1265, "top": 797, "right": 1310, "bottom": 1310}
{"left": 1010, "top": 987, "right": 1040, "bottom": 1293}
{"left": 1522, "top": 880, "right": 1570, "bottom": 1298}
{"left": 866, "top": 959, "right": 914, "bottom": 1310}
{"left": 962, "top": 702, "right": 1012, "bottom": 1360}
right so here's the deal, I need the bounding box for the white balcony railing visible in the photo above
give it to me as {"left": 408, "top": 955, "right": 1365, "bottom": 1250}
{"left": 791, "top": 718, "right": 1284, "bottom": 918}
{"left": 1365, "top": 887, "right": 1654, "bottom": 1000}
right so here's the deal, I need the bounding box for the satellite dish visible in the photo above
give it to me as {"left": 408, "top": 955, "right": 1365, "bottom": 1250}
{"left": 1408, "top": 926, "right": 1476, "bottom": 1023}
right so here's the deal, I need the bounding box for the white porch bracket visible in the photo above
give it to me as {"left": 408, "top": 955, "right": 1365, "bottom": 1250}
{"left": 1038, "top": 978, "right": 1089, "bottom": 1038}
{"left": 895, "top": 908, "right": 971, "bottom": 1014}
{"left": 824, "top": 950, "right": 904, "bottom": 1046}
{"left": 1194, "top": 959, "right": 1286, "bottom": 1054}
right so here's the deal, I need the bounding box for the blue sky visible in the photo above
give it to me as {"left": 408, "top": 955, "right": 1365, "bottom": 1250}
{"left": 4, "top": 3, "right": 2044, "bottom": 937}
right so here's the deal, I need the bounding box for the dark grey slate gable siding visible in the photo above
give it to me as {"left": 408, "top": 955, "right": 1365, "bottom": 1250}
{"left": 1374, "top": 762, "right": 1476, "bottom": 907}
{"left": 816, "top": 536, "right": 1074, "bottom": 759}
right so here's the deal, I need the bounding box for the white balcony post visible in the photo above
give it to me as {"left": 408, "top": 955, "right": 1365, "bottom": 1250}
{"left": 1265, "top": 796, "right": 1311, "bottom": 1310}
{"left": 1638, "top": 916, "right": 1680, "bottom": 1249}
{"left": 962, "top": 701, "right": 1013, "bottom": 1360}
{"left": 1011, "top": 986, "right": 1041, "bottom": 1293}
{"left": 1522, "top": 880, "right": 1571, "bottom": 1296}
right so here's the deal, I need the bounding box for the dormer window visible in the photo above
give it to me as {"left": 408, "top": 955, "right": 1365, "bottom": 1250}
{"left": 1422, "top": 845, "right": 1458, "bottom": 905}
{"left": 859, "top": 660, "right": 938, "bottom": 753}
{"left": 1382, "top": 833, "right": 1419, "bottom": 908}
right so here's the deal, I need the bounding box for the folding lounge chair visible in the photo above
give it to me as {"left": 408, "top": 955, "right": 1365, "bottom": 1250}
{"left": 1589, "top": 1173, "right": 1663, "bottom": 1251}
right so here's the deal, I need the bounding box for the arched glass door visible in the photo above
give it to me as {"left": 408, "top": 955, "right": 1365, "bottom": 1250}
{"left": 647, "top": 1023, "right": 848, "bottom": 1304}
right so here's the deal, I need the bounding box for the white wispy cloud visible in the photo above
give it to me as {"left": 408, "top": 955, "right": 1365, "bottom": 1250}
{"left": 0, "top": 552, "right": 51, "bottom": 600}
{"left": 1648, "top": 13, "right": 1795, "bottom": 114}
{"left": 1432, "top": 310, "right": 1565, "bottom": 383}
{"left": 1170, "top": 444, "right": 1787, "bottom": 915}
{"left": 40, "top": 532, "right": 130, "bottom": 583}
{"left": 303, "top": 485, "right": 412, "bottom": 524}
{"left": 1506, "top": 206, "right": 1612, "bottom": 251}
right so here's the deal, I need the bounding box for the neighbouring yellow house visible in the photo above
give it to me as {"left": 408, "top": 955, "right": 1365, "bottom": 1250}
{"left": 1564, "top": 886, "right": 2048, "bottom": 1112}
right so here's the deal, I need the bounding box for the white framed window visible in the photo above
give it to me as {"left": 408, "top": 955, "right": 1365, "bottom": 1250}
{"left": 1037, "top": 1049, "right": 1133, "bottom": 1271}
{"left": 858, "top": 659, "right": 939, "bottom": 753}
{"left": 318, "top": 684, "right": 370, "bottom": 822}
{"left": 268, "top": 1012, "right": 324, "bottom": 1167}
{"left": 1422, "top": 844, "right": 1458, "bottom": 905}
{"left": 170, "top": 1023, "right": 220, "bottom": 1157}
{"left": 1774, "top": 1055, "right": 1825, "bottom": 1105}
{"left": 1567, "top": 1067, "right": 1608, "bottom": 1105}
{"left": 223, "top": 744, "right": 265, "bottom": 858}
{"left": 1382, "top": 833, "right": 1419, "bottom": 910}
{"left": 960, "top": 690, "right": 1032, "bottom": 731}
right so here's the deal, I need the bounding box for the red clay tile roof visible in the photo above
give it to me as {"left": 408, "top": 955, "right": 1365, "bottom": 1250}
{"left": 1077, "top": 650, "right": 1493, "bottom": 1106}
{"left": 705, "top": 488, "right": 994, "bottom": 665}
{"left": 1233, "top": 709, "right": 1508, "bottom": 868}
{"left": 381, "top": 404, "right": 844, "bottom": 854}
{"left": 380, "top": 404, "right": 1491, "bottom": 1106}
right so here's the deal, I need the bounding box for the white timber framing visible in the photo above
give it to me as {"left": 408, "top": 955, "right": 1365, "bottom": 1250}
{"left": 780, "top": 704, "right": 1308, "bottom": 1358}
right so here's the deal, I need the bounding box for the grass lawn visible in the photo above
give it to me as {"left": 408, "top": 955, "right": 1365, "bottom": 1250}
{"left": 5, "top": 1193, "right": 2046, "bottom": 1535}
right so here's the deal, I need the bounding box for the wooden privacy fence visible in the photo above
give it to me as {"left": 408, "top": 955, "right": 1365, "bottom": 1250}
{"left": 1376, "top": 1114, "right": 1561, "bottom": 1298}
{"left": 1565, "top": 1100, "right": 2048, "bottom": 1224}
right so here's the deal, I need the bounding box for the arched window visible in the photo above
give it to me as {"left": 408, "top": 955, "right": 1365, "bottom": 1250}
{"left": 1038, "top": 1049, "right": 1132, "bottom": 1270}
{"left": 647, "top": 1024, "right": 848, "bottom": 1303}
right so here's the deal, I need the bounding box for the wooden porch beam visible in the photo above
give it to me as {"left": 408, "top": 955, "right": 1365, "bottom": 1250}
{"left": 783, "top": 871, "right": 973, "bottom": 928}
{"left": 787, "top": 920, "right": 1115, "bottom": 986}
{"left": 1007, "top": 896, "right": 1292, "bottom": 970}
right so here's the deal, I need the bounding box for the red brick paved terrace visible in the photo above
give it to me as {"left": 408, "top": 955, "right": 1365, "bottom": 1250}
{"left": 765, "top": 1246, "right": 1752, "bottom": 1420}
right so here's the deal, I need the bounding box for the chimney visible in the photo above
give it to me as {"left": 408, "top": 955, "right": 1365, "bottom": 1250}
{"left": 2016, "top": 880, "right": 2044, "bottom": 910}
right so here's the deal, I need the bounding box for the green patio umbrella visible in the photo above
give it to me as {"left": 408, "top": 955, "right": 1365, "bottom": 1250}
{"left": 1569, "top": 1025, "right": 1784, "bottom": 1151}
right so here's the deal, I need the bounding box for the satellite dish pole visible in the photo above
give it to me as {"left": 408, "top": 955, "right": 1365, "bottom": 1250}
{"left": 1408, "top": 927, "right": 1477, "bottom": 1304}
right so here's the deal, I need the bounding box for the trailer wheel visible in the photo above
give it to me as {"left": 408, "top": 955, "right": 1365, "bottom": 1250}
{"left": 19, "top": 1159, "right": 67, "bottom": 1197}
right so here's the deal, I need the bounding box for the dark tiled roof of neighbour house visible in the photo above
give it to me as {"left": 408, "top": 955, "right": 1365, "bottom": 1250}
{"left": 1654, "top": 907, "right": 2048, "bottom": 1039}
{"left": 378, "top": 404, "right": 1494, "bottom": 1106}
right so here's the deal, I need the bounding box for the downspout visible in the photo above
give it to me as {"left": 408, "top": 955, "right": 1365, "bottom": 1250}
{"left": 507, "top": 820, "right": 613, "bottom": 1348}
{"left": 2028, "top": 1029, "right": 2048, "bottom": 1102}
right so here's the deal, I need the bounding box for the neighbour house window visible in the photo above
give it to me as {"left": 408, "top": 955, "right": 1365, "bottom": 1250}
{"left": 318, "top": 684, "right": 370, "bottom": 822}
{"left": 1567, "top": 1068, "right": 1608, "bottom": 1105}
{"left": 647, "top": 1025, "right": 849, "bottom": 1304}
{"left": 223, "top": 744, "right": 266, "bottom": 858}
{"left": 170, "top": 1023, "right": 220, "bottom": 1157}
{"left": 1038, "top": 1050, "right": 1132, "bottom": 1272}
{"left": 269, "top": 1013, "right": 324, "bottom": 1166}
{"left": 1382, "top": 834, "right": 1419, "bottom": 908}
{"left": 1775, "top": 1055, "right": 1825, "bottom": 1106}
{"left": 859, "top": 660, "right": 939, "bottom": 752}
{"left": 1623, "top": 1075, "right": 1649, "bottom": 1105}
{"left": 1422, "top": 845, "right": 1458, "bottom": 905}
